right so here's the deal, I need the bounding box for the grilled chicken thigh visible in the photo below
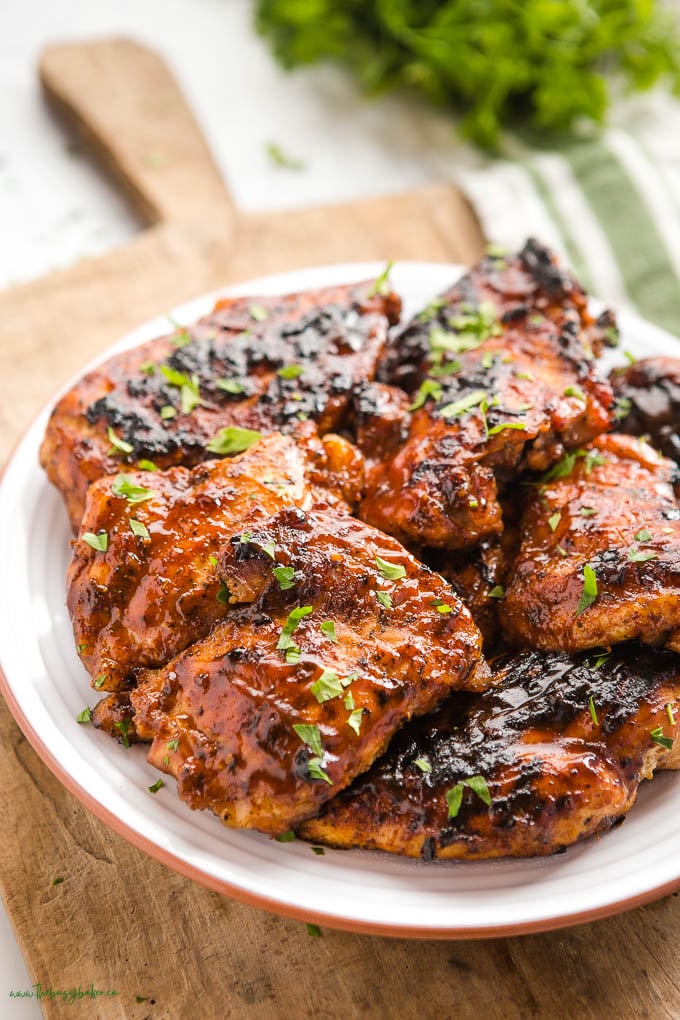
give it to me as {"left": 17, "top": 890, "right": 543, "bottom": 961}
{"left": 68, "top": 429, "right": 363, "bottom": 693}
{"left": 501, "top": 433, "right": 680, "bottom": 653}
{"left": 41, "top": 280, "right": 399, "bottom": 530}
{"left": 298, "top": 646, "right": 680, "bottom": 858}
{"left": 357, "top": 240, "right": 615, "bottom": 550}
{"left": 612, "top": 356, "right": 680, "bottom": 464}
{"left": 130, "top": 507, "right": 487, "bottom": 833}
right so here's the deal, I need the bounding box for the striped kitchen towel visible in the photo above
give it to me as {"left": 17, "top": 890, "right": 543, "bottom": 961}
{"left": 455, "top": 91, "right": 680, "bottom": 336}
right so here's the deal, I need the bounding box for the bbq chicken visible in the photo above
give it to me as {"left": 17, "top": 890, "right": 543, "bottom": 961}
{"left": 501, "top": 433, "right": 680, "bottom": 653}
{"left": 612, "top": 356, "right": 680, "bottom": 465}
{"left": 129, "top": 507, "right": 487, "bottom": 833}
{"left": 357, "top": 239, "right": 615, "bottom": 550}
{"left": 298, "top": 646, "right": 680, "bottom": 858}
{"left": 41, "top": 280, "right": 400, "bottom": 530}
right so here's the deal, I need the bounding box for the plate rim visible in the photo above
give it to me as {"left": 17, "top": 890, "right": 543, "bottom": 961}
{"left": 2, "top": 258, "right": 680, "bottom": 940}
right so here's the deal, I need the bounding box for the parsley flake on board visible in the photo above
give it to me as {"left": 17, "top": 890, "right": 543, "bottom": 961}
{"left": 113, "top": 719, "right": 131, "bottom": 748}
{"left": 446, "top": 776, "right": 491, "bottom": 819}
{"left": 148, "top": 779, "right": 164, "bottom": 794}
{"left": 576, "top": 564, "right": 598, "bottom": 615}
{"left": 76, "top": 708, "right": 91, "bottom": 724}
{"left": 277, "top": 606, "right": 313, "bottom": 650}
{"left": 275, "top": 830, "right": 296, "bottom": 842}
{"left": 205, "top": 427, "right": 263, "bottom": 455}
{"left": 83, "top": 531, "right": 108, "bottom": 552}
{"left": 265, "top": 141, "right": 306, "bottom": 170}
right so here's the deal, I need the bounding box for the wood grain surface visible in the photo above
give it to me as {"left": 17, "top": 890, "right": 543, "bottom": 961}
{"left": 0, "top": 37, "right": 677, "bottom": 1020}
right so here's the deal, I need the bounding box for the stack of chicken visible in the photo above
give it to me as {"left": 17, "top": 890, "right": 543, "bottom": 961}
{"left": 40, "top": 240, "right": 680, "bottom": 859}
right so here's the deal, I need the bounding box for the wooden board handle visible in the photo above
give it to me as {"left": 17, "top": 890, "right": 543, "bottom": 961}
{"left": 40, "top": 37, "right": 235, "bottom": 229}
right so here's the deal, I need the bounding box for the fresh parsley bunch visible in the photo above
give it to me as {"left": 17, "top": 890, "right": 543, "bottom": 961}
{"left": 255, "top": 0, "right": 680, "bottom": 147}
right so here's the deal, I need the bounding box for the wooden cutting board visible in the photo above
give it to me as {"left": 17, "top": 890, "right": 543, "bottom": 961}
{"left": 0, "top": 38, "right": 678, "bottom": 1020}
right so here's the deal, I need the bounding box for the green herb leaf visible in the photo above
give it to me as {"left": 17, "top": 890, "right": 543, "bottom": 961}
{"left": 311, "top": 846, "right": 325, "bottom": 855}
{"left": 113, "top": 718, "right": 131, "bottom": 748}
{"left": 306, "top": 923, "right": 322, "bottom": 938}
{"left": 446, "top": 775, "right": 491, "bottom": 819}
{"left": 439, "top": 388, "right": 487, "bottom": 420}
{"left": 216, "top": 378, "right": 246, "bottom": 394}
{"left": 293, "top": 723, "right": 323, "bottom": 757}
{"left": 308, "top": 757, "right": 333, "bottom": 784}
{"left": 205, "top": 426, "right": 263, "bottom": 455}
{"left": 94, "top": 675, "right": 106, "bottom": 689}
{"left": 347, "top": 708, "right": 363, "bottom": 735}
{"left": 265, "top": 141, "right": 306, "bottom": 170}
{"left": 628, "top": 548, "right": 658, "bottom": 563}
{"left": 285, "top": 645, "right": 301, "bottom": 665}
{"left": 275, "top": 830, "right": 296, "bottom": 842}
{"left": 589, "top": 696, "right": 599, "bottom": 726}
{"left": 249, "top": 304, "right": 268, "bottom": 322}
{"left": 408, "top": 379, "right": 443, "bottom": 412}
{"left": 320, "top": 620, "right": 337, "bottom": 643}
{"left": 667, "top": 704, "right": 676, "bottom": 726}
{"left": 52, "top": 876, "right": 65, "bottom": 886}
{"left": 139, "top": 361, "right": 155, "bottom": 375}
{"left": 311, "top": 669, "right": 344, "bottom": 704}
{"left": 367, "top": 260, "right": 393, "bottom": 298}
{"left": 576, "top": 564, "right": 598, "bottom": 615}
{"left": 488, "top": 585, "right": 504, "bottom": 599}
{"left": 564, "top": 385, "right": 586, "bottom": 400}
{"left": 651, "top": 726, "right": 674, "bottom": 750}
{"left": 548, "top": 512, "right": 561, "bottom": 532}
{"left": 414, "top": 758, "right": 431, "bottom": 773}
{"left": 278, "top": 363, "right": 305, "bottom": 380}
{"left": 375, "top": 556, "right": 406, "bottom": 581}
{"left": 76, "top": 707, "right": 91, "bottom": 724}
{"left": 430, "top": 597, "right": 453, "bottom": 614}
{"left": 579, "top": 508, "right": 597, "bottom": 518}
{"left": 107, "top": 426, "right": 133, "bottom": 454}
{"left": 160, "top": 405, "right": 177, "bottom": 420}
{"left": 375, "top": 591, "right": 392, "bottom": 609}
{"left": 83, "top": 531, "right": 108, "bottom": 552}
{"left": 592, "top": 650, "right": 611, "bottom": 670}
{"left": 112, "top": 474, "right": 155, "bottom": 503}
{"left": 277, "top": 606, "right": 313, "bottom": 649}
{"left": 130, "top": 519, "right": 150, "bottom": 540}
{"left": 487, "top": 421, "right": 527, "bottom": 436}
{"left": 137, "top": 459, "right": 158, "bottom": 471}
{"left": 167, "top": 738, "right": 180, "bottom": 751}
{"left": 634, "top": 528, "right": 652, "bottom": 542}
{"left": 273, "top": 565, "right": 296, "bottom": 590}
{"left": 429, "top": 359, "right": 462, "bottom": 378}
{"left": 148, "top": 779, "right": 164, "bottom": 793}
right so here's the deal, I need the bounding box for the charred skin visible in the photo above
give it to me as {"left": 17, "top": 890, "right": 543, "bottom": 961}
{"left": 501, "top": 433, "right": 680, "bottom": 653}
{"left": 40, "top": 280, "right": 400, "bottom": 531}
{"left": 612, "top": 356, "right": 680, "bottom": 465}
{"left": 68, "top": 429, "right": 364, "bottom": 693}
{"left": 359, "top": 239, "right": 615, "bottom": 550}
{"left": 298, "top": 646, "right": 680, "bottom": 858}
{"left": 130, "top": 507, "right": 487, "bottom": 834}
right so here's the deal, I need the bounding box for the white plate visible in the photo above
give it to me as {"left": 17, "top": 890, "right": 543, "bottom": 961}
{"left": 1, "top": 261, "right": 679, "bottom": 939}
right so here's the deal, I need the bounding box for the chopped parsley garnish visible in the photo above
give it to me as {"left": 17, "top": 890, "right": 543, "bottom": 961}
{"left": 112, "top": 474, "right": 155, "bottom": 503}
{"left": 628, "top": 548, "right": 658, "bottom": 563}
{"left": 589, "top": 696, "right": 599, "bottom": 726}
{"left": 347, "top": 708, "right": 363, "bottom": 735}
{"left": 248, "top": 304, "right": 268, "bottom": 321}
{"left": 367, "top": 260, "right": 393, "bottom": 298}
{"left": 614, "top": 396, "right": 632, "bottom": 421}
{"left": 306, "top": 923, "right": 322, "bottom": 938}
{"left": 261, "top": 540, "right": 277, "bottom": 560}
{"left": 446, "top": 775, "right": 491, "bottom": 819}
{"left": 375, "top": 591, "right": 392, "bottom": 609}
{"left": 76, "top": 707, "right": 91, "bottom": 724}
{"left": 148, "top": 779, "right": 164, "bottom": 793}
{"left": 576, "top": 564, "right": 598, "bottom": 615}
{"left": 205, "top": 426, "right": 262, "bottom": 455}
{"left": 579, "top": 508, "right": 597, "bottom": 518}
{"left": 414, "top": 758, "right": 431, "bottom": 773}
{"left": 651, "top": 726, "right": 674, "bottom": 750}
{"left": 113, "top": 718, "right": 131, "bottom": 748}
{"left": 481, "top": 351, "right": 494, "bottom": 370}
{"left": 216, "top": 581, "right": 230, "bottom": 604}
{"left": 52, "top": 877, "right": 65, "bottom": 886}
{"left": 311, "top": 669, "right": 343, "bottom": 704}
{"left": 439, "top": 388, "right": 487, "bottom": 420}
{"left": 137, "top": 459, "right": 158, "bottom": 471}
{"left": 167, "top": 317, "right": 191, "bottom": 347}
{"left": 83, "top": 531, "right": 108, "bottom": 552}
{"left": 167, "top": 738, "right": 180, "bottom": 751}
{"left": 623, "top": 350, "right": 636, "bottom": 366}
{"left": 274, "top": 830, "right": 296, "bottom": 842}
{"left": 443, "top": 301, "right": 501, "bottom": 351}
{"left": 308, "top": 759, "right": 333, "bottom": 784}
{"left": 408, "top": 379, "right": 443, "bottom": 412}
{"left": 540, "top": 448, "right": 605, "bottom": 484}
{"left": 293, "top": 725, "right": 332, "bottom": 783}
{"left": 265, "top": 141, "right": 306, "bottom": 170}
{"left": 375, "top": 556, "right": 406, "bottom": 581}
{"left": 592, "top": 650, "right": 611, "bottom": 670}
{"left": 160, "top": 405, "right": 177, "bottom": 420}
{"left": 515, "top": 370, "right": 534, "bottom": 381}
{"left": 344, "top": 690, "right": 355, "bottom": 711}
{"left": 278, "top": 363, "right": 304, "bottom": 380}
{"left": 94, "top": 675, "right": 106, "bottom": 688}
{"left": 430, "top": 358, "right": 462, "bottom": 378}
{"left": 667, "top": 704, "right": 676, "bottom": 726}
{"left": 285, "top": 645, "right": 301, "bottom": 664}
{"left": 216, "top": 378, "right": 245, "bottom": 394}
{"left": 487, "top": 421, "right": 527, "bottom": 436}
{"left": 563, "top": 385, "right": 586, "bottom": 401}
{"left": 416, "top": 296, "right": 447, "bottom": 322}
{"left": 140, "top": 361, "right": 155, "bottom": 375}
{"left": 277, "top": 606, "right": 313, "bottom": 650}
{"left": 130, "top": 519, "right": 150, "bottom": 540}
{"left": 548, "top": 512, "right": 561, "bottom": 532}
{"left": 107, "top": 426, "right": 133, "bottom": 455}
{"left": 634, "top": 528, "right": 652, "bottom": 542}
{"left": 320, "top": 620, "right": 337, "bottom": 643}
{"left": 311, "top": 846, "right": 325, "bottom": 855}
{"left": 430, "top": 597, "right": 453, "bottom": 614}
{"left": 159, "top": 365, "right": 201, "bottom": 414}
{"left": 273, "top": 565, "right": 296, "bottom": 590}
{"left": 488, "top": 585, "right": 504, "bottom": 599}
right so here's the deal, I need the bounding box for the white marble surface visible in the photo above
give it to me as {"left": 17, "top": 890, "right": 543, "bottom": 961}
{"left": 0, "top": 0, "right": 469, "bottom": 1012}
